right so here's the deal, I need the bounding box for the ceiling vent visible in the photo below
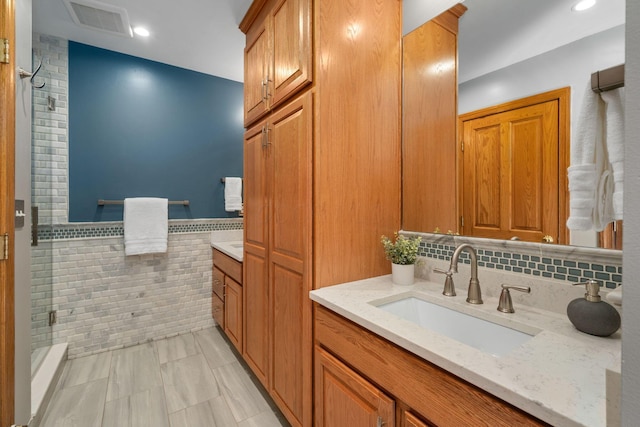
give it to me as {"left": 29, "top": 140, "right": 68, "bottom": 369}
{"left": 63, "top": 0, "right": 133, "bottom": 37}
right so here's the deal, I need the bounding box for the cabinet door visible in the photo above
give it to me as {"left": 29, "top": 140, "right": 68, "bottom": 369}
{"left": 224, "top": 276, "right": 243, "bottom": 353}
{"left": 315, "top": 347, "right": 395, "bottom": 427}
{"left": 269, "top": 0, "right": 312, "bottom": 109}
{"left": 245, "top": 12, "right": 270, "bottom": 126}
{"left": 269, "top": 92, "right": 312, "bottom": 427}
{"left": 243, "top": 119, "right": 270, "bottom": 387}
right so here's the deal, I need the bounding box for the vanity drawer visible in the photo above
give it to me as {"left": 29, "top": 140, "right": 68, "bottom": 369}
{"left": 213, "top": 249, "right": 242, "bottom": 284}
{"left": 212, "top": 267, "right": 225, "bottom": 299}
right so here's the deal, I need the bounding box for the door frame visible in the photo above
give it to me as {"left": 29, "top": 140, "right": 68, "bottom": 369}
{"left": 457, "top": 87, "right": 570, "bottom": 245}
{"left": 1, "top": 0, "right": 16, "bottom": 424}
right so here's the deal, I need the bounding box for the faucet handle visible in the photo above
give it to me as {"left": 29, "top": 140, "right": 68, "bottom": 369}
{"left": 497, "top": 283, "right": 531, "bottom": 313}
{"left": 434, "top": 268, "right": 456, "bottom": 297}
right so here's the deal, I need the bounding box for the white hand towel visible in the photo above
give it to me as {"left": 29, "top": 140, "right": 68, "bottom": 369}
{"left": 601, "top": 88, "right": 625, "bottom": 220}
{"left": 224, "top": 177, "right": 243, "bottom": 212}
{"left": 567, "top": 83, "right": 606, "bottom": 231}
{"left": 124, "top": 197, "right": 168, "bottom": 256}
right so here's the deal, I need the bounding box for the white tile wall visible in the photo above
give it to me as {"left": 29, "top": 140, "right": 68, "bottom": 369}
{"left": 32, "top": 33, "right": 69, "bottom": 225}
{"left": 47, "top": 232, "right": 215, "bottom": 359}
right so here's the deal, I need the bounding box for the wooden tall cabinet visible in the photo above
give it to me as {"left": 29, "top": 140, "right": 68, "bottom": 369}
{"left": 243, "top": 91, "right": 313, "bottom": 424}
{"left": 402, "top": 6, "right": 466, "bottom": 233}
{"left": 243, "top": 0, "right": 312, "bottom": 126}
{"left": 243, "top": 118, "right": 270, "bottom": 386}
{"left": 241, "top": 0, "right": 402, "bottom": 425}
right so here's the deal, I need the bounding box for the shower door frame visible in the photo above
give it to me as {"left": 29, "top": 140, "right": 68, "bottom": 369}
{"left": 0, "top": 0, "right": 16, "bottom": 424}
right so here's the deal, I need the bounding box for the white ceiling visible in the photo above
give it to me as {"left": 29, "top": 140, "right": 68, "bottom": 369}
{"left": 32, "top": 0, "right": 253, "bottom": 82}
{"left": 459, "top": 0, "right": 626, "bottom": 83}
{"left": 32, "top": 0, "right": 625, "bottom": 84}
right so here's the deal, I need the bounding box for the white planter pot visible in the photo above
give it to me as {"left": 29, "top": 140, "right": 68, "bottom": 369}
{"left": 391, "top": 263, "right": 415, "bottom": 286}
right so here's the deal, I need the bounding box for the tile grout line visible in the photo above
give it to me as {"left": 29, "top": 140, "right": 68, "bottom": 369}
{"left": 154, "top": 337, "right": 173, "bottom": 426}
{"left": 98, "top": 349, "right": 114, "bottom": 426}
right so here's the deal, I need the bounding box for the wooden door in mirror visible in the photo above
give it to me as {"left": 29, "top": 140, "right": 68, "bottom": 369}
{"left": 458, "top": 88, "right": 570, "bottom": 244}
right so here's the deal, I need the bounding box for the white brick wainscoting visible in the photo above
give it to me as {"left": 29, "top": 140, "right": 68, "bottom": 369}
{"left": 32, "top": 219, "right": 242, "bottom": 358}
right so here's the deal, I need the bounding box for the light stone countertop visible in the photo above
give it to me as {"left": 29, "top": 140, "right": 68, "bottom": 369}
{"left": 309, "top": 275, "right": 621, "bottom": 427}
{"left": 210, "top": 230, "right": 243, "bottom": 262}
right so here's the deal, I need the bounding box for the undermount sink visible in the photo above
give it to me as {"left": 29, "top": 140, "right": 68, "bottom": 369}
{"left": 228, "top": 243, "right": 243, "bottom": 249}
{"left": 375, "top": 297, "right": 534, "bottom": 357}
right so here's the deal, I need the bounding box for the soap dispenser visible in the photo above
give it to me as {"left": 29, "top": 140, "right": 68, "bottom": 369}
{"left": 567, "top": 280, "right": 621, "bottom": 337}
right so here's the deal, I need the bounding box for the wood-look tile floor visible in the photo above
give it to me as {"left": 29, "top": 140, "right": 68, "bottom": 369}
{"left": 40, "top": 327, "right": 290, "bottom": 427}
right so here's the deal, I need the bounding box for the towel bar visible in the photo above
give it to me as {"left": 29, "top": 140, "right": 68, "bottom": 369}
{"left": 98, "top": 199, "right": 189, "bottom": 206}
{"left": 591, "top": 64, "right": 624, "bottom": 93}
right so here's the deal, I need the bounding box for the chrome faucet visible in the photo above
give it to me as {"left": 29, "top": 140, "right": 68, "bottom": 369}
{"left": 446, "top": 244, "right": 483, "bottom": 304}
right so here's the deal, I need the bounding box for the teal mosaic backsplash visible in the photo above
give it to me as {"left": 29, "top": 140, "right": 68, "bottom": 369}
{"left": 408, "top": 232, "right": 623, "bottom": 290}
{"left": 37, "top": 219, "right": 243, "bottom": 241}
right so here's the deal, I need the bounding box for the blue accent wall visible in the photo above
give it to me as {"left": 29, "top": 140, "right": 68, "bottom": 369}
{"left": 68, "top": 42, "right": 243, "bottom": 221}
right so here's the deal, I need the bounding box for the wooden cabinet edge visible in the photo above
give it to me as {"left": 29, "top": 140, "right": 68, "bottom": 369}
{"left": 240, "top": 0, "right": 270, "bottom": 33}
{"left": 313, "top": 304, "right": 549, "bottom": 427}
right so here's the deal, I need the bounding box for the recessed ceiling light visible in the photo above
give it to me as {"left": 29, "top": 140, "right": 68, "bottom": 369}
{"left": 572, "top": 0, "right": 596, "bottom": 12}
{"left": 133, "top": 26, "right": 150, "bottom": 37}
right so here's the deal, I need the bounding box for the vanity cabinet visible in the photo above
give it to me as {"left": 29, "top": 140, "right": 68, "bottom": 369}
{"left": 242, "top": 0, "right": 312, "bottom": 127}
{"left": 241, "top": 0, "right": 401, "bottom": 425}
{"left": 314, "top": 305, "right": 548, "bottom": 427}
{"left": 402, "top": 6, "right": 466, "bottom": 233}
{"left": 212, "top": 249, "right": 243, "bottom": 353}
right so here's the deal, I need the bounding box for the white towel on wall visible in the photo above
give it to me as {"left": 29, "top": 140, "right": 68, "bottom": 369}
{"left": 567, "top": 83, "right": 607, "bottom": 231}
{"left": 600, "top": 88, "right": 625, "bottom": 220}
{"left": 224, "top": 177, "right": 243, "bottom": 212}
{"left": 124, "top": 197, "right": 168, "bottom": 256}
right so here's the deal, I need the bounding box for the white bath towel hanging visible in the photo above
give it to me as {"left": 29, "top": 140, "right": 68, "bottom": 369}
{"left": 567, "top": 83, "right": 606, "bottom": 231}
{"left": 124, "top": 197, "right": 168, "bottom": 256}
{"left": 224, "top": 177, "right": 243, "bottom": 212}
{"left": 600, "top": 88, "right": 625, "bottom": 220}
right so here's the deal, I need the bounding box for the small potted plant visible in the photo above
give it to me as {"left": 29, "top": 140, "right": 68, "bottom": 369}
{"left": 381, "top": 232, "right": 421, "bottom": 285}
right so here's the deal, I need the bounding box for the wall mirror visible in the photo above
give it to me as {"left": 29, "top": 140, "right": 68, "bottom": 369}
{"left": 401, "top": 0, "right": 626, "bottom": 249}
